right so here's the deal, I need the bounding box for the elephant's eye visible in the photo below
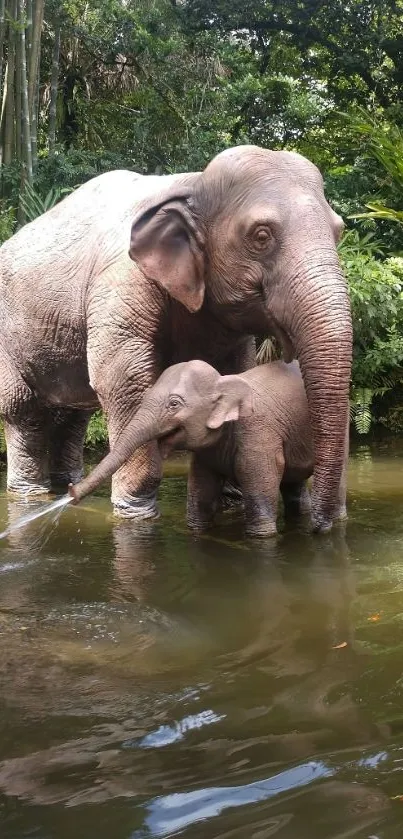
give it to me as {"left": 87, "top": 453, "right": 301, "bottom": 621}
{"left": 167, "top": 395, "right": 185, "bottom": 411}
{"left": 251, "top": 224, "right": 273, "bottom": 250}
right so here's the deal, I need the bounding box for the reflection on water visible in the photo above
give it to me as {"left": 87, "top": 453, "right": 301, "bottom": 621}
{"left": 1, "top": 443, "right": 403, "bottom": 837}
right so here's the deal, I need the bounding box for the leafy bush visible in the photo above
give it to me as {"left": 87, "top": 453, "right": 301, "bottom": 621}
{"left": 338, "top": 230, "right": 403, "bottom": 434}
{"left": 19, "top": 182, "right": 73, "bottom": 224}
{"left": 85, "top": 412, "right": 108, "bottom": 449}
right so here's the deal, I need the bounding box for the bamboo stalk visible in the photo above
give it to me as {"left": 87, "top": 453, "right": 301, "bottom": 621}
{"left": 19, "top": 0, "right": 32, "bottom": 184}
{"left": 0, "top": 0, "right": 6, "bottom": 95}
{"left": 0, "top": 56, "right": 8, "bottom": 148}
{"left": 30, "top": 61, "right": 38, "bottom": 167}
{"left": 25, "top": 0, "right": 31, "bottom": 63}
{"left": 15, "top": 17, "right": 21, "bottom": 162}
{"left": 27, "top": 0, "right": 44, "bottom": 116}
{"left": 3, "top": 0, "right": 17, "bottom": 166}
{"left": 48, "top": 20, "right": 60, "bottom": 157}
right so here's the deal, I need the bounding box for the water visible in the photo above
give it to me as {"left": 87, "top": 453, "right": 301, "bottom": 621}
{"left": 1, "top": 443, "right": 403, "bottom": 837}
{"left": 0, "top": 494, "right": 71, "bottom": 541}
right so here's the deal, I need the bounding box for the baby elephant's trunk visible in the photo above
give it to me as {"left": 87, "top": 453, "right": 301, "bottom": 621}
{"left": 68, "top": 408, "right": 159, "bottom": 503}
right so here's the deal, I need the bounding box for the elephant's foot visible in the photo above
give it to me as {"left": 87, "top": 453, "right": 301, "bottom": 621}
{"left": 112, "top": 491, "right": 160, "bottom": 520}
{"left": 311, "top": 515, "right": 333, "bottom": 534}
{"left": 245, "top": 519, "right": 278, "bottom": 538}
{"left": 333, "top": 504, "right": 348, "bottom": 523}
{"left": 243, "top": 495, "right": 278, "bottom": 538}
{"left": 7, "top": 477, "right": 51, "bottom": 497}
{"left": 187, "top": 515, "right": 215, "bottom": 533}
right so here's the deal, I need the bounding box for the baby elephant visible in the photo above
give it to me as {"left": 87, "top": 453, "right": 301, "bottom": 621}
{"left": 70, "top": 359, "right": 348, "bottom": 537}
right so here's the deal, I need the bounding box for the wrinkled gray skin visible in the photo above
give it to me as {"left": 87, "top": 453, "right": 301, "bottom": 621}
{"left": 70, "top": 359, "right": 349, "bottom": 537}
{"left": 0, "top": 144, "right": 352, "bottom": 530}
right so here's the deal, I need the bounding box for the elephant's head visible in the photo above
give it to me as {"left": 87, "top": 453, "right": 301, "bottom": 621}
{"left": 69, "top": 361, "right": 253, "bottom": 504}
{"left": 128, "top": 145, "right": 352, "bottom": 532}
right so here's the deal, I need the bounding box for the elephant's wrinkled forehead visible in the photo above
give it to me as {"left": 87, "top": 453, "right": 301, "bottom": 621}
{"left": 197, "top": 145, "right": 324, "bottom": 216}
{"left": 156, "top": 361, "right": 218, "bottom": 394}
{"left": 205, "top": 145, "right": 322, "bottom": 186}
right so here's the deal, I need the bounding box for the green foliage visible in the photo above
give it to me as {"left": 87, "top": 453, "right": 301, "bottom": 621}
{"left": 350, "top": 388, "right": 375, "bottom": 435}
{"left": 0, "top": 203, "right": 16, "bottom": 245}
{"left": 85, "top": 411, "right": 108, "bottom": 448}
{"left": 0, "top": 422, "right": 6, "bottom": 457}
{"left": 343, "top": 111, "right": 403, "bottom": 245}
{"left": 19, "top": 181, "right": 73, "bottom": 224}
{"left": 338, "top": 230, "right": 403, "bottom": 433}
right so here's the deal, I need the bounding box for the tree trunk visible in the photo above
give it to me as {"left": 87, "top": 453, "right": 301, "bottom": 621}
{"left": 15, "top": 17, "right": 22, "bottom": 163}
{"left": 25, "top": 0, "right": 32, "bottom": 64}
{"left": 3, "top": 0, "right": 17, "bottom": 166}
{"left": 48, "top": 21, "right": 60, "bottom": 157}
{"left": 28, "top": 0, "right": 44, "bottom": 116}
{"left": 0, "top": 0, "right": 7, "bottom": 95}
{"left": 0, "top": 58, "right": 8, "bottom": 156}
{"left": 19, "top": 0, "right": 32, "bottom": 184}
{"left": 30, "top": 65, "right": 38, "bottom": 168}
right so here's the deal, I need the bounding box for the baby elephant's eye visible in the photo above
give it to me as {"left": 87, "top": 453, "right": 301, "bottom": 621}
{"left": 252, "top": 224, "right": 273, "bottom": 250}
{"left": 167, "top": 395, "right": 184, "bottom": 411}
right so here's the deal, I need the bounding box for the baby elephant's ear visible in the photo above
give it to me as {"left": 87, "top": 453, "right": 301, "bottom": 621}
{"left": 207, "top": 376, "right": 254, "bottom": 430}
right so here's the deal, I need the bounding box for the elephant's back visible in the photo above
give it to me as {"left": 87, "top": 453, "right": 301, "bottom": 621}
{"left": 241, "top": 360, "right": 311, "bottom": 444}
{"left": 242, "top": 361, "right": 308, "bottom": 412}
{"left": 0, "top": 170, "right": 198, "bottom": 285}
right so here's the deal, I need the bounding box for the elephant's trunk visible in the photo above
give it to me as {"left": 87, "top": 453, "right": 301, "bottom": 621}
{"left": 275, "top": 248, "right": 352, "bottom": 531}
{"left": 68, "top": 407, "right": 160, "bottom": 504}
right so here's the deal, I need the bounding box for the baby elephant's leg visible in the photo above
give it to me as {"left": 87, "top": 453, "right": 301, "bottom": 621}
{"left": 236, "top": 443, "right": 285, "bottom": 537}
{"left": 187, "top": 454, "right": 224, "bottom": 532}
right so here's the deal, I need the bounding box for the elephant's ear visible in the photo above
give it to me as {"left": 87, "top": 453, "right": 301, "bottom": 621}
{"left": 129, "top": 197, "right": 206, "bottom": 313}
{"left": 207, "top": 376, "right": 255, "bottom": 430}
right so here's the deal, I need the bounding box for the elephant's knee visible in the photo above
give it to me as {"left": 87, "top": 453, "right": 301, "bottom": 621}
{"left": 112, "top": 491, "right": 160, "bottom": 520}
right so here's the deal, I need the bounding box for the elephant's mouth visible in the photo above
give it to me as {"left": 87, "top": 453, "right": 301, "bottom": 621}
{"left": 158, "top": 427, "right": 185, "bottom": 459}
{"left": 269, "top": 318, "right": 295, "bottom": 363}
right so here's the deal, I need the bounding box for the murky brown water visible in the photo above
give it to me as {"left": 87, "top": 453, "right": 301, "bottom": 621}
{"left": 1, "top": 443, "right": 403, "bottom": 838}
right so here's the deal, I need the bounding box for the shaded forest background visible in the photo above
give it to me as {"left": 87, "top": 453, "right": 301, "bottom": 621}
{"left": 1, "top": 0, "right": 403, "bottom": 445}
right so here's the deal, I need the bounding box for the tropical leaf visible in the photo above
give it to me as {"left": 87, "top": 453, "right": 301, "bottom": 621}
{"left": 19, "top": 182, "right": 72, "bottom": 224}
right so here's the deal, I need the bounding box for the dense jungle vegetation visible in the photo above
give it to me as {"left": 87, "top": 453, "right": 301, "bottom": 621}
{"left": 0, "top": 0, "right": 403, "bottom": 449}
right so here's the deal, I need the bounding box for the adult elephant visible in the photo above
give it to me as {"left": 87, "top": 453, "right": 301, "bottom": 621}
{"left": 128, "top": 145, "right": 352, "bottom": 532}
{"left": 0, "top": 145, "right": 352, "bottom": 531}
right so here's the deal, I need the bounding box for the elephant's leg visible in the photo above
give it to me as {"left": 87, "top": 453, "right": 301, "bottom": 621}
{"left": 281, "top": 480, "right": 312, "bottom": 517}
{"left": 0, "top": 351, "right": 50, "bottom": 495}
{"left": 49, "top": 408, "right": 93, "bottom": 488}
{"left": 108, "top": 431, "right": 163, "bottom": 519}
{"left": 88, "top": 333, "right": 163, "bottom": 520}
{"left": 235, "top": 440, "right": 285, "bottom": 537}
{"left": 4, "top": 409, "right": 51, "bottom": 496}
{"left": 187, "top": 455, "right": 224, "bottom": 532}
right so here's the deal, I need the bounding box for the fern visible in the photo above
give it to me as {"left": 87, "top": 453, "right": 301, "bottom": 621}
{"left": 350, "top": 388, "right": 375, "bottom": 435}
{"left": 19, "top": 182, "right": 72, "bottom": 224}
